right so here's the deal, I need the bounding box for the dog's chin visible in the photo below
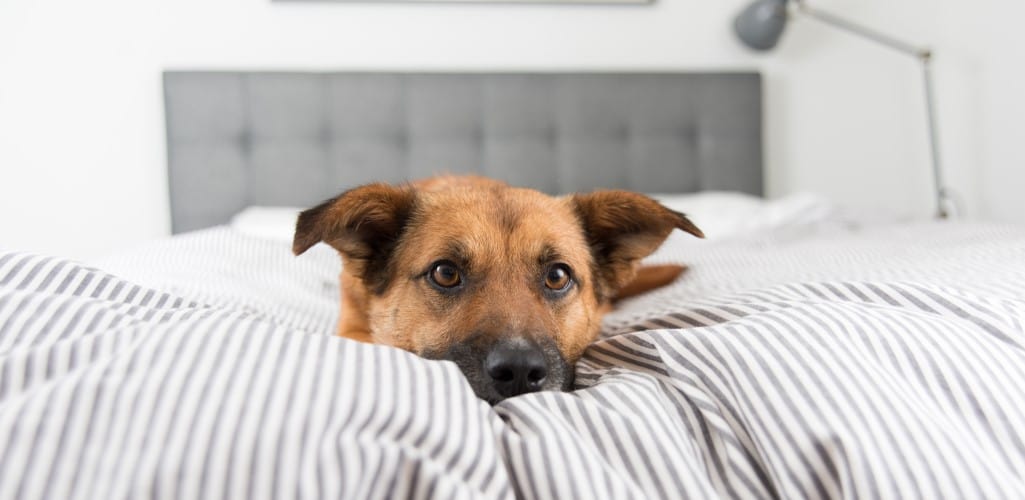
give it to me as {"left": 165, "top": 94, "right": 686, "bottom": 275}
{"left": 473, "top": 370, "right": 578, "bottom": 405}
{"left": 422, "top": 339, "right": 574, "bottom": 405}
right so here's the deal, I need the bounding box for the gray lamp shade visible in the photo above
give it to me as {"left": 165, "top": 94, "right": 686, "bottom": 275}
{"left": 734, "top": 0, "right": 790, "bottom": 51}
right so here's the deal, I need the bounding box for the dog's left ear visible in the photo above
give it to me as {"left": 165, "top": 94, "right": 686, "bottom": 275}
{"left": 292, "top": 183, "right": 416, "bottom": 265}
{"left": 572, "top": 191, "right": 703, "bottom": 301}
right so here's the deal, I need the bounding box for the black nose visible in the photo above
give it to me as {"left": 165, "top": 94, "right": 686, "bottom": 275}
{"left": 485, "top": 340, "right": 548, "bottom": 398}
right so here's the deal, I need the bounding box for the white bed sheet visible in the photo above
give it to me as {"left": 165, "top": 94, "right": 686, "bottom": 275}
{"left": 2, "top": 218, "right": 1024, "bottom": 499}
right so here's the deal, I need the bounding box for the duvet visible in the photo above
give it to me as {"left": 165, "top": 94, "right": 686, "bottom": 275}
{"left": 1, "top": 221, "right": 1024, "bottom": 499}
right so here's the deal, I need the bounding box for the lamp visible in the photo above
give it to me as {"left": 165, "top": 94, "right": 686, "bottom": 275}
{"left": 734, "top": 0, "right": 954, "bottom": 219}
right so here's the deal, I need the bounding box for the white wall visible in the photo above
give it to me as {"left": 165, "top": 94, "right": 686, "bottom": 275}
{"left": 0, "top": 0, "right": 1021, "bottom": 260}
{"left": 973, "top": 2, "right": 1025, "bottom": 224}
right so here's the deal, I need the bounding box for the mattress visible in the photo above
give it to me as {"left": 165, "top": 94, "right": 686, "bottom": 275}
{"left": 2, "top": 220, "right": 1025, "bottom": 499}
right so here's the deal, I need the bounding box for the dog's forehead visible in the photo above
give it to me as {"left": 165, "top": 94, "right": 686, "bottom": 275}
{"left": 401, "top": 186, "right": 588, "bottom": 264}
{"left": 421, "top": 187, "right": 577, "bottom": 229}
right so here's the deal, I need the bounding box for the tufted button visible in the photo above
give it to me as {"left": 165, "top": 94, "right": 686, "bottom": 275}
{"left": 237, "top": 131, "right": 252, "bottom": 152}
{"left": 541, "top": 127, "right": 558, "bottom": 147}
{"left": 393, "top": 131, "right": 409, "bottom": 150}
{"left": 679, "top": 125, "right": 698, "bottom": 142}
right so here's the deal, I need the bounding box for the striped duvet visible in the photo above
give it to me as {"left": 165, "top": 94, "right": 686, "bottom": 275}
{"left": 2, "top": 221, "right": 1025, "bottom": 499}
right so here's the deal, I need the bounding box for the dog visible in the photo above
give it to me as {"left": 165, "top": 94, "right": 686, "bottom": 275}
{"left": 293, "top": 176, "right": 703, "bottom": 404}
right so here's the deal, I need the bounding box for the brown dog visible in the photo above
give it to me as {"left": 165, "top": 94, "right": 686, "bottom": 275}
{"left": 293, "top": 176, "right": 703, "bottom": 404}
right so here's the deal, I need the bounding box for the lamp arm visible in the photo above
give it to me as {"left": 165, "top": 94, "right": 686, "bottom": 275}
{"left": 793, "top": 0, "right": 928, "bottom": 58}
{"left": 793, "top": 0, "right": 954, "bottom": 218}
{"left": 921, "top": 55, "right": 953, "bottom": 218}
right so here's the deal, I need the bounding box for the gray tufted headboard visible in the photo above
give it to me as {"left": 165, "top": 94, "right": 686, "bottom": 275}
{"left": 164, "top": 71, "right": 763, "bottom": 233}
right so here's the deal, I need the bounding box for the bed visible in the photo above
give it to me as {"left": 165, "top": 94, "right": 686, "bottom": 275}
{"left": 1, "top": 71, "right": 1024, "bottom": 499}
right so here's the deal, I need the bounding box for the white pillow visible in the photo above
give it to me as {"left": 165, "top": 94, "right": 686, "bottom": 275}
{"left": 649, "top": 191, "right": 846, "bottom": 241}
{"left": 229, "top": 192, "right": 844, "bottom": 243}
{"left": 230, "top": 206, "right": 303, "bottom": 242}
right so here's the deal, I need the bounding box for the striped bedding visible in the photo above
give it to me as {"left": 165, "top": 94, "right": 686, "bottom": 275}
{"left": 2, "top": 221, "right": 1025, "bottom": 499}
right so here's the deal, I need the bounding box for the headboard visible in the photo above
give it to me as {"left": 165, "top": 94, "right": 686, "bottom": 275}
{"left": 164, "top": 71, "right": 763, "bottom": 233}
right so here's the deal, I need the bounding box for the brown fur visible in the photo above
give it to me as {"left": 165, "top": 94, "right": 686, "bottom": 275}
{"left": 613, "top": 264, "right": 689, "bottom": 302}
{"left": 293, "top": 175, "right": 703, "bottom": 391}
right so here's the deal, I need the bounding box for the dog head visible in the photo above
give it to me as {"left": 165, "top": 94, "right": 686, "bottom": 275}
{"left": 293, "top": 177, "right": 702, "bottom": 404}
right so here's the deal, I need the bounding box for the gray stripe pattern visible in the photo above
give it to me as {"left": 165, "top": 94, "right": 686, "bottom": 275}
{"left": 2, "top": 221, "right": 1025, "bottom": 499}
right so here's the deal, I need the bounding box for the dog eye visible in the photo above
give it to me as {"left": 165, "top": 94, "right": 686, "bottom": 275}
{"left": 429, "top": 262, "right": 462, "bottom": 288}
{"left": 544, "top": 264, "right": 572, "bottom": 291}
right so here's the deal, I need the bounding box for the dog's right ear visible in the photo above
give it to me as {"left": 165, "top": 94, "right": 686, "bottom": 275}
{"left": 292, "top": 183, "right": 416, "bottom": 263}
{"left": 572, "top": 190, "right": 703, "bottom": 302}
